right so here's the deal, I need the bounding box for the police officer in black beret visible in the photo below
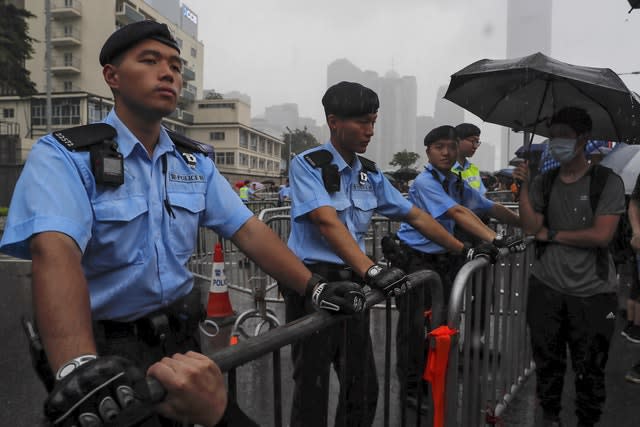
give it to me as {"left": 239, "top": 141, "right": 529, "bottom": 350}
{"left": 2, "top": 20, "right": 366, "bottom": 427}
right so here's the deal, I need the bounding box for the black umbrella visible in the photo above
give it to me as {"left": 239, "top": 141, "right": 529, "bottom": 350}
{"left": 392, "top": 167, "right": 420, "bottom": 182}
{"left": 629, "top": 0, "right": 640, "bottom": 12}
{"left": 444, "top": 52, "right": 640, "bottom": 144}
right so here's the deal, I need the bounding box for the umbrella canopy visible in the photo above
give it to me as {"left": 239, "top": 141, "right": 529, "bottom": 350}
{"left": 599, "top": 143, "right": 640, "bottom": 194}
{"left": 392, "top": 167, "right": 420, "bottom": 181}
{"left": 444, "top": 52, "right": 640, "bottom": 143}
{"left": 630, "top": 0, "right": 640, "bottom": 12}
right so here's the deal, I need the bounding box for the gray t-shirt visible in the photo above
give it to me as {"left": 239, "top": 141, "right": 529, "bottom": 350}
{"left": 530, "top": 167, "right": 625, "bottom": 296}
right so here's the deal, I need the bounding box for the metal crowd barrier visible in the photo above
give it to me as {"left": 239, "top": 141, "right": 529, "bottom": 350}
{"left": 203, "top": 269, "right": 445, "bottom": 427}
{"left": 444, "top": 241, "right": 535, "bottom": 427}
{"left": 189, "top": 208, "right": 536, "bottom": 426}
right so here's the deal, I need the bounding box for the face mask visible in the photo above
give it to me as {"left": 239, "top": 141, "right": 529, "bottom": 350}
{"left": 549, "top": 138, "right": 577, "bottom": 164}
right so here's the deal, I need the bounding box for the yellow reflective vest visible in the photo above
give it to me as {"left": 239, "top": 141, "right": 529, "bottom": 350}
{"left": 239, "top": 186, "right": 250, "bottom": 201}
{"left": 452, "top": 161, "right": 485, "bottom": 193}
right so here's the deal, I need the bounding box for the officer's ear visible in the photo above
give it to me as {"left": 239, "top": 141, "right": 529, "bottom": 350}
{"left": 103, "top": 64, "right": 120, "bottom": 91}
{"left": 326, "top": 114, "right": 340, "bottom": 133}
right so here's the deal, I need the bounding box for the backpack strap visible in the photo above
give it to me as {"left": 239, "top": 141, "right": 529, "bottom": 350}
{"left": 52, "top": 123, "right": 117, "bottom": 151}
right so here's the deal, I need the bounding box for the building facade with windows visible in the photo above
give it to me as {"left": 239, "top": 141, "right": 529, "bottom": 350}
{"left": 0, "top": 0, "right": 284, "bottom": 183}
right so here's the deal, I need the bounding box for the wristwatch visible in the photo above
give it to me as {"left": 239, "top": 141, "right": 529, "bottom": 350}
{"left": 365, "top": 265, "right": 383, "bottom": 283}
{"left": 547, "top": 228, "right": 557, "bottom": 242}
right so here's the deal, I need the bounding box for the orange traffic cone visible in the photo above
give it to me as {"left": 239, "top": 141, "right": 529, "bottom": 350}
{"left": 206, "top": 243, "right": 234, "bottom": 318}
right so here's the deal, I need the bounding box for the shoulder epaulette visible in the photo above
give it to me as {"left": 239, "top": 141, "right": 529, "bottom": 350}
{"left": 52, "top": 123, "right": 116, "bottom": 151}
{"left": 167, "top": 129, "right": 215, "bottom": 159}
{"left": 358, "top": 155, "right": 378, "bottom": 174}
{"left": 304, "top": 149, "right": 333, "bottom": 168}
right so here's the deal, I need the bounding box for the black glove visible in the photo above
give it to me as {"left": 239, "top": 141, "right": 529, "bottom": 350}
{"left": 463, "top": 241, "right": 500, "bottom": 264}
{"left": 45, "top": 356, "right": 158, "bottom": 427}
{"left": 305, "top": 274, "right": 365, "bottom": 314}
{"left": 493, "top": 234, "right": 527, "bottom": 253}
{"left": 364, "top": 265, "right": 408, "bottom": 297}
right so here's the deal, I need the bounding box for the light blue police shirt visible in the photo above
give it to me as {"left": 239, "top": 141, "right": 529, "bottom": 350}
{"left": 397, "top": 164, "right": 494, "bottom": 254}
{"left": 288, "top": 142, "right": 412, "bottom": 265}
{"left": 0, "top": 110, "right": 252, "bottom": 321}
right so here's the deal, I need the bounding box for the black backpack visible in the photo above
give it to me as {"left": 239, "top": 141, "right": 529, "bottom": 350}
{"left": 538, "top": 164, "right": 630, "bottom": 280}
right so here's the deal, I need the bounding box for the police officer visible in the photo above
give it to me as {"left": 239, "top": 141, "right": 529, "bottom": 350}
{"left": 452, "top": 123, "right": 487, "bottom": 194}
{"left": 0, "top": 21, "right": 364, "bottom": 427}
{"left": 391, "top": 126, "right": 522, "bottom": 410}
{"left": 283, "top": 82, "right": 500, "bottom": 427}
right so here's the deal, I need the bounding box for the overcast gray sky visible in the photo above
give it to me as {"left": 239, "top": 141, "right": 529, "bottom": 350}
{"left": 188, "top": 0, "right": 640, "bottom": 124}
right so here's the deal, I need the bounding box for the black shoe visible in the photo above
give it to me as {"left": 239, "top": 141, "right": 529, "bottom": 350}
{"left": 624, "top": 362, "right": 640, "bottom": 384}
{"left": 621, "top": 324, "right": 640, "bottom": 344}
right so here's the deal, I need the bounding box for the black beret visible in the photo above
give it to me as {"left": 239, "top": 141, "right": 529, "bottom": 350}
{"left": 424, "top": 125, "right": 458, "bottom": 146}
{"left": 99, "top": 20, "right": 180, "bottom": 66}
{"left": 322, "top": 81, "right": 379, "bottom": 118}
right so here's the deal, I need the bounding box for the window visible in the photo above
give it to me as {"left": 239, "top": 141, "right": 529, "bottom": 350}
{"left": 249, "top": 134, "right": 258, "bottom": 151}
{"left": 32, "top": 98, "right": 81, "bottom": 126}
{"left": 239, "top": 153, "right": 249, "bottom": 166}
{"left": 64, "top": 24, "right": 73, "bottom": 36}
{"left": 216, "top": 152, "right": 235, "bottom": 165}
{"left": 239, "top": 130, "right": 248, "bottom": 148}
{"left": 267, "top": 140, "right": 273, "bottom": 155}
{"left": 197, "top": 103, "right": 235, "bottom": 109}
{"left": 258, "top": 139, "right": 265, "bottom": 153}
{"left": 259, "top": 158, "right": 265, "bottom": 169}
{"left": 209, "top": 131, "right": 225, "bottom": 141}
{"left": 275, "top": 145, "right": 281, "bottom": 157}
{"left": 250, "top": 156, "right": 258, "bottom": 168}
{"left": 88, "top": 100, "right": 110, "bottom": 123}
{"left": 3, "top": 108, "right": 14, "bottom": 119}
{"left": 64, "top": 81, "right": 73, "bottom": 91}
{"left": 63, "top": 52, "right": 74, "bottom": 66}
{"left": 190, "top": 47, "right": 197, "bottom": 58}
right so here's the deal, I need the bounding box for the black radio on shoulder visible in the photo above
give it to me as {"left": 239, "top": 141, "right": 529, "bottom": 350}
{"left": 90, "top": 141, "right": 124, "bottom": 187}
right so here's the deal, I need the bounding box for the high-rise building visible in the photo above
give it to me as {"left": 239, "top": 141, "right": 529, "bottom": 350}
{"left": 0, "top": 0, "right": 283, "bottom": 183}
{"left": 326, "top": 59, "right": 417, "bottom": 165}
{"left": 501, "top": 0, "right": 553, "bottom": 167}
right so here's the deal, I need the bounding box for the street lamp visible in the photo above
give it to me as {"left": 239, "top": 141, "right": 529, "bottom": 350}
{"left": 285, "top": 126, "right": 294, "bottom": 176}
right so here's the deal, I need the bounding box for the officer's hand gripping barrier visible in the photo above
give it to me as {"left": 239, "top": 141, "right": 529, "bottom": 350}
{"left": 44, "top": 356, "right": 166, "bottom": 427}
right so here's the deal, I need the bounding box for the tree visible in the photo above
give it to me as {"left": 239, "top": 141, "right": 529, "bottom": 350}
{"left": 389, "top": 150, "right": 420, "bottom": 169}
{"left": 0, "top": 3, "right": 36, "bottom": 96}
{"left": 282, "top": 127, "right": 319, "bottom": 170}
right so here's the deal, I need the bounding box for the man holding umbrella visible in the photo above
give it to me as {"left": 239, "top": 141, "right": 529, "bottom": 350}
{"left": 513, "top": 107, "right": 625, "bottom": 427}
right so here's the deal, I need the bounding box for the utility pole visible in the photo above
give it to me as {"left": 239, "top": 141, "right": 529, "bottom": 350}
{"left": 45, "top": 0, "right": 52, "bottom": 133}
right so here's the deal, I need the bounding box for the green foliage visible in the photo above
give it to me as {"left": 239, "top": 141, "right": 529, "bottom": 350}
{"left": 0, "top": 3, "right": 36, "bottom": 96}
{"left": 0, "top": 207, "right": 8, "bottom": 216}
{"left": 389, "top": 150, "right": 420, "bottom": 168}
{"left": 282, "top": 127, "right": 320, "bottom": 162}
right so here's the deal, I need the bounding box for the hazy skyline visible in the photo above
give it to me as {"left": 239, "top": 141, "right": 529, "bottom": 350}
{"left": 187, "top": 0, "right": 640, "bottom": 167}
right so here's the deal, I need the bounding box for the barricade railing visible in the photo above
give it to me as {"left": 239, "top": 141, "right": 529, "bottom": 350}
{"left": 203, "top": 269, "right": 444, "bottom": 427}
{"left": 444, "top": 240, "right": 535, "bottom": 427}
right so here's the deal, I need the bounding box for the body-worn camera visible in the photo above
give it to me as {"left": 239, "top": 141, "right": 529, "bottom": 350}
{"left": 90, "top": 142, "right": 124, "bottom": 187}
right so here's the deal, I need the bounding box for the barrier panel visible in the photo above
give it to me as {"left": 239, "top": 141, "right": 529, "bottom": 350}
{"left": 444, "top": 241, "right": 535, "bottom": 427}
{"left": 202, "top": 270, "right": 445, "bottom": 427}
{"left": 189, "top": 213, "right": 536, "bottom": 426}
